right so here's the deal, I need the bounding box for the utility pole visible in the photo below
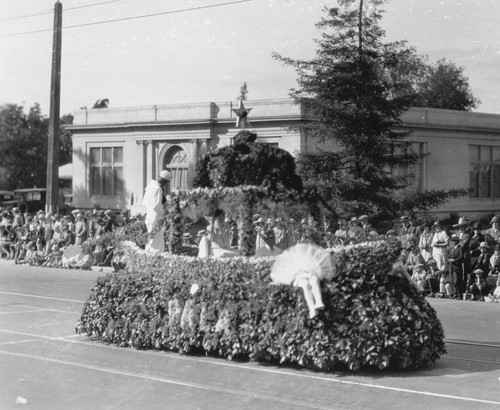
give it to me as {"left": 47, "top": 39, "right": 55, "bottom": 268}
{"left": 46, "top": 1, "right": 62, "bottom": 214}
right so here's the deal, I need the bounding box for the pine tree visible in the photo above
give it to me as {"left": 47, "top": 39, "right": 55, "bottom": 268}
{"left": 274, "top": 0, "right": 464, "bottom": 219}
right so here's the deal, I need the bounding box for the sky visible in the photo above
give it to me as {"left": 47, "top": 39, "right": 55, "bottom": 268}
{"left": 1, "top": 0, "right": 499, "bottom": 116}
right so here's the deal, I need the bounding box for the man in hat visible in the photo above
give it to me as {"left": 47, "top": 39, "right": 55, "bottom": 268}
{"left": 143, "top": 170, "right": 172, "bottom": 253}
{"left": 431, "top": 221, "right": 449, "bottom": 271}
{"left": 453, "top": 217, "right": 472, "bottom": 296}
{"left": 448, "top": 233, "right": 463, "bottom": 298}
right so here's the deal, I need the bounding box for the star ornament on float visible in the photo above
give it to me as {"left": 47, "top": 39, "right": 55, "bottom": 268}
{"left": 232, "top": 99, "right": 252, "bottom": 128}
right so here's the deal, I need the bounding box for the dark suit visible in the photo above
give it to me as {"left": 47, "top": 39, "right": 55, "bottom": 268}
{"left": 449, "top": 244, "right": 464, "bottom": 294}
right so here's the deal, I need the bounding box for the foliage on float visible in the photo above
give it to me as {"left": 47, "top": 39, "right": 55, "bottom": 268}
{"left": 76, "top": 239, "right": 445, "bottom": 371}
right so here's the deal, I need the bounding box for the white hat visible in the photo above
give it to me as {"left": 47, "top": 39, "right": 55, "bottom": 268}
{"left": 453, "top": 217, "right": 470, "bottom": 228}
{"left": 159, "top": 170, "right": 172, "bottom": 181}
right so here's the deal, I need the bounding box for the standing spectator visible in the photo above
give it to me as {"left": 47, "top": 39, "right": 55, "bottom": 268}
{"left": 454, "top": 217, "right": 472, "bottom": 288}
{"left": 418, "top": 222, "right": 434, "bottom": 262}
{"left": 11, "top": 208, "right": 23, "bottom": 229}
{"left": 431, "top": 221, "right": 449, "bottom": 271}
{"left": 448, "top": 234, "right": 464, "bottom": 298}
{"left": 86, "top": 211, "right": 97, "bottom": 239}
{"left": 104, "top": 209, "right": 115, "bottom": 233}
{"left": 485, "top": 216, "right": 500, "bottom": 245}
{"left": 75, "top": 211, "right": 88, "bottom": 245}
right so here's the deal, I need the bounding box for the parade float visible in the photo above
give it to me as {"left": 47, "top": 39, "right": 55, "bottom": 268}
{"left": 76, "top": 131, "right": 446, "bottom": 371}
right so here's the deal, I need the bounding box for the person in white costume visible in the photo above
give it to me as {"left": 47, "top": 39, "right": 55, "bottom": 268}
{"left": 143, "top": 170, "right": 172, "bottom": 254}
{"left": 271, "top": 243, "right": 334, "bottom": 319}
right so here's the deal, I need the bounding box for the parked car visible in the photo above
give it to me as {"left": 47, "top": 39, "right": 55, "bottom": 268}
{"left": 0, "top": 190, "right": 27, "bottom": 212}
{"left": 13, "top": 188, "right": 47, "bottom": 214}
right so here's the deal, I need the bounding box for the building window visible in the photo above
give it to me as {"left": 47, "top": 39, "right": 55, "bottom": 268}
{"left": 164, "top": 146, "right": 188, "bottom": 192}
{"left": 469, "top": 145, "right": 500, "bottom": 198}
{"left": 391, "top": 142, "right": 425, "bottom": 192}
{"left": 90, "top": 147, "right": 123, "bottom": 197}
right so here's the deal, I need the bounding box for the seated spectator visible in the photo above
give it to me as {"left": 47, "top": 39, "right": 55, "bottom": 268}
{"left": 44, "top": 244, "right": 63, "bottom": 268}
{"left": 405, "top": 245, "right": 423, "bottom": 275}
{"left": 436, "top": 269, "right": 457, "bottom": 299}
{"left": 18, "top": 241, "right": 36, "bottom": 265}
{"left": 485, "top": 216, "right": 500, "bottom": 245}
{"left": 469, "top": 269, "right": 487, "bottom": 301}
{"left": 411, "top": 263, "right": 430, "bottom": 292}
{"left": 489, "top": 244, "right": 500, "bottom": 276}
{"left": 470, "top": 242, "right": 490, "bottom": 290}
{"left": 59, "top": 225, "right": 75, "bottom": 248}
{"left": 491, "top": 274, "right": 500, "bottom": 303}
{"left": 64, "top": 246, "right": 93, "bottom": 270}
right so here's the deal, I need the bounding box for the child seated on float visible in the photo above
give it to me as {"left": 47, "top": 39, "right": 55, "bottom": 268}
{"left": 469, "top": 269, "right": 487, "bottom": 302}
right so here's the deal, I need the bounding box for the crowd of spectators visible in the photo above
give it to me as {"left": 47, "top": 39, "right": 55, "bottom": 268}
{"left": 396, "top": 215, "right": 500, "bottom": 303}
{"left": 1, "top": 205, "right": 499, "bottom": 302}
{"left": 0, "top": 207, "right": 143, "bottom": 270}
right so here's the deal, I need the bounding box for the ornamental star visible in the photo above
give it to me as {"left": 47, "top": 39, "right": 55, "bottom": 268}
{"left": 232, "top": 99, "right": 252, "bottom": 128}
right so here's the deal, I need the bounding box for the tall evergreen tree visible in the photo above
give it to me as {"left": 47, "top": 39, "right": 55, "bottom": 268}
{"left": 274, "top": 0, "right": 464, "bottom": 219}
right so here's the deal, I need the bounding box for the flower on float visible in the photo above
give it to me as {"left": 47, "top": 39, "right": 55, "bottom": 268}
{"left": 190, "top": 283, "right": 199, "bottom": 295}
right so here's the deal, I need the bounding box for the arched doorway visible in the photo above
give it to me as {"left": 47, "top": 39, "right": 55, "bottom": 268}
{"left": 162, "top": 146, "right": 188, "bottom": 193}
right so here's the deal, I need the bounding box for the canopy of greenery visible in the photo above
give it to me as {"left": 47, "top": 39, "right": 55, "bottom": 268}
{"left": 193, "top": 130, "right": 303, "bottom": 193}
{"left": 274, "top": 0, "right": 466, "bottom": 221}
{"left": 413, "top": 58, "right": 480, "bottom": 111}
{"left": 0, "top": 103, "right": 72, "bottom": 190}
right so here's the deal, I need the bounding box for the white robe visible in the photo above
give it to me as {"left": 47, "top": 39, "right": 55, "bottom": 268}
{"left": 143, "top": 180, "right": 165, "bottom": 253}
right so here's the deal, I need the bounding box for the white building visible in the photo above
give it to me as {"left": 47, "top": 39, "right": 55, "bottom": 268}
{"left": 67, "top": 98, "right": 500, "bottom": 219}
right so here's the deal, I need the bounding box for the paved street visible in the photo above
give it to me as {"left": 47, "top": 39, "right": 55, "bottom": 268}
{"left": 0, "top": 260, "right": 499, "bottom": 410}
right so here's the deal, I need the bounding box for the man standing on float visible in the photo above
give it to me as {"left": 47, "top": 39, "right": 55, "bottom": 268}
{"left": 143, "top": 170, "right": 172, "bottom": 253}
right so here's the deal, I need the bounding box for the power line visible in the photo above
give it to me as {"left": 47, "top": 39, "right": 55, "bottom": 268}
{"left": 0, "top": 0, "right": 126, "bottom": 21}
{"left": 0, "top": 0, "right": 252, "bottom": 37}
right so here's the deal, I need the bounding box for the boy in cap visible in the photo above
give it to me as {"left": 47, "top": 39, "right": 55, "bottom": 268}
{"left": 469, "top": 269, "right": 487, "bottom": 301}
{"left": 436, "top": 269, "right": 457, "bottom": 299}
